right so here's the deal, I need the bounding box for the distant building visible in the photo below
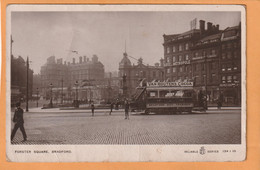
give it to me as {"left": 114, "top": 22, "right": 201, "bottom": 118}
{"left": 69, "top": 55, "right": 104, "bottom": 86}
{"left": 11, "top": 55, "right": 33, "bottom": 104}
{"left": 33, "top": 74, "right": 41, "bottom": 97}
{"left": 163, "top": 19, "right": 241, "bottom": 106}
{"left": 119, "top": 52, "right": 164, "bottom": 98}
{"left": 40, "top": 55, "right": 105, "bottom": 102}
{"left": 40, "top": 56, "right": 69, "bottom": 100}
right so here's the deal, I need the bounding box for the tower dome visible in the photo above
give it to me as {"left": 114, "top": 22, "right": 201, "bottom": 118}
{"left": 119, "top": 52, "right": 131, "bottom": 66}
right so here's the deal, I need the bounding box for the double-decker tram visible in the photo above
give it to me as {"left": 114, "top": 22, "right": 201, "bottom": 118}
{"left": 130, "top": 81, "right": 195, "bottom": 114}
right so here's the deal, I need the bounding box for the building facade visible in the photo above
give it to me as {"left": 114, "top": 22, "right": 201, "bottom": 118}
{"left": 40, "top": 55, "right": 105, "bottom": 103}
{"left": 219, "top": 25, "right": 241, "bottom": 105}
{"left": 163, "top": 20, "right": 241, "bottom": 106}
{"left": 11, "top": 55, "right": 33, "bottom": 104}
{"left": 119, "top": 52, "right": 164, "bottom": 98}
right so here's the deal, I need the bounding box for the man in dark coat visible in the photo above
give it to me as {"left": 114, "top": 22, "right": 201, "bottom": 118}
{"left": 11, "top": 102, "right": 27, "bottom": 142}
{"left": 91, "top": 102, "right": 95, "bottom": 116}
{"left": 109, "top": 102, "right": 113, "bottom": 115}
{"left": 217, "top": 92, "right": 224, "bottom": 109}
{"left": 198, "top": 90, "right": 204, "bottom": 108}
{"left": 124, "top": 100, "right": 130, "bottom": 120}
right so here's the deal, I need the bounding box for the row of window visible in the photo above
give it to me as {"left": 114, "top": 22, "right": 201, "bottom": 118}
{"left": 221, "top": 63, "right": 239, "bottom": 72}
{"left": 166, "top": 43, "right": 190, "bottom": 54}
{"left": 169, "top": 76, "right": 191, "bottom": 81}
{"left": 166, "top": 54, "right": 190, "bottom": 63}
{"left": 167, "top": 74, "right": 218, "bottom": 84}
{"left": 222, "top": 42, "right": 240, "bottom": 50}
{"left": 165, "top": 49, "right": 220, "bottom": 64}
{"left": 194, "top": 49, "right": 217, "bottom": 58}
{"left": 166, "top": 66, "right": 191, "bottom": 73}
{"left": 166, "top": 62, "right": 219, "bottom": 74}
{"left": 194, "top": 74, "right": 218, "bottom": 84}
{"left": 221, "top": 75, "right": 239, "bottom": 84}
{"left": 166, "top": 41, "right": 240, "bottom": 54}
{"left": 222, "top": 51, "right": 240, "bottom": 59}
{"left": 193, "top": 62, "right": 218, "bottom": 71}
{"left": 120, "top": 71, "right": 162, "bottom": 78}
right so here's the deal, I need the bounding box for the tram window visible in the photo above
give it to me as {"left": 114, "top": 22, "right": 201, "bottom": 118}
{"left": 175, "top": 90, "right": 184, "bottom": 97}
{"left": 158, "top": 90, "right": 192, "bottom": 98}
{"left": 148, "top": 91, "right": 158, "bottom": 98}
{"left": 183, "top": 91, "right": 192, "bottom": 97}
{"left": 159, "top": 90, "right": 169, "bottom": 97}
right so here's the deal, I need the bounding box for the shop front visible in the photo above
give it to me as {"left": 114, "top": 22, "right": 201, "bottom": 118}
{"left": 219, "top": 83, "right": 241, "bottom": 106}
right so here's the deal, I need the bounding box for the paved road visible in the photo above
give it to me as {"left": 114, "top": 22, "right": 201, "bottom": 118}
{"left": 10, "top": 109, "right": 241, "bottom": 145}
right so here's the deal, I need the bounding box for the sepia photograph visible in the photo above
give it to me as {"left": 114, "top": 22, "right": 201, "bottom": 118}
{"left": 6, "top": 5, "right": 246, "bottom": 162}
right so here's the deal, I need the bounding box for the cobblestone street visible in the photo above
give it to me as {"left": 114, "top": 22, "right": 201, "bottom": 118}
{"left": 10, "top": 108, "right": 241, "bottom": 145}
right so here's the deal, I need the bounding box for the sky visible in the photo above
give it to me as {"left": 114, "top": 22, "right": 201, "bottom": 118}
{"left": 11, "top": 11, "right": 241, "bottom": 74}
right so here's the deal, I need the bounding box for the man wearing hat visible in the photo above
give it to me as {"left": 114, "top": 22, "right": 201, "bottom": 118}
{"left": 11, "top": 102, "right": 27, "bottom": 142}
{"left": 124, "top": 99, "right": 130, "bottom": 120}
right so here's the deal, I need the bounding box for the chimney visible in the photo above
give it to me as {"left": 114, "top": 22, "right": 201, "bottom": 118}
{"left": 199, "top": 20, "right": 205, "bottom": 33}
{"left": 84, "top": 56, "right": 86, "bottom": 62}
{"left": 64, "top": 61, "right": 67, "bottom": 65}
{"left": 216, "top": 24, "right": 219, "bottom": 31}
{"left": 212, "top": 25, "right": 216, "bottom": 32}
{"left": 79, "top": 56, "right": 82, "bottom": 63}
{"left": 72, "top": 58, "right": 75, "bottom": 64}
{"left": 87, "top": 58, "right": 89, "bottom": 62}
{"left": 207, "top": 22, "right": 213, "bottom": 32}
{"left": 92, "top": 55, "right": 98, "bottom": 63}
{"left": 57, "top": 58, "right": 63, "bottom": 64}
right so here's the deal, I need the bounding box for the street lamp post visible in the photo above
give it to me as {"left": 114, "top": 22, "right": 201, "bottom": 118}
{"left": 75, "top": 81, "right": 79, "bottom": 108}
{"left": 26, "top": 57, "right": 29, "bottom": 112}
{"left": 36, "top": 87, "right": 39, "bottom": 108}
{"left": 122, "top": 74, "right": 127, "bottom": 98}
{"left": 49, "top": 83, "right": 53, "bottom": 108}
{"left": 61, "top": 77, "right": 63, "bottom": 104}
{"left": 204, "top": 55, "right": 208, "bottom": 110}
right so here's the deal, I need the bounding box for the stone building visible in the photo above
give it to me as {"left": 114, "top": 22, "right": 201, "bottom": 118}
{"left": 219, "top": 25, "right": 241, "bottom": 105}
{"left": 40, "top": 56, "right": 68, "bottom": 100}
{"left": 40, "top": 55, "right": 105, "bottom": 103}
{"left": 163, "top": 20, "right": 241, "bottom": 106}
{"left": 118, "top": 52, "right": 164, "bottom": 98}
{"left": 11, "top": 55, "right": 33, "bottom": 105}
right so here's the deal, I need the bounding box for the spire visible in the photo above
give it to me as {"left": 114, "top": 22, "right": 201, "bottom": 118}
{"left": 125, "top": 40, "right": 126, "bottom": 53}
{"left": 123, "top": 40, "right": 127, "bottom": 57}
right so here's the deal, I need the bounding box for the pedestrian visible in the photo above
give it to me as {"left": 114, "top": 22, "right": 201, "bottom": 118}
{"left": 198, "top": 90, "right": 204, "bottom": 109}
{"left": 217, "top": 92, "right": 223, "bottom": 109}
{"left": 11, "top": 102, "right": 27, "bottom": 142}
{"left": 91, "top": 102, "right": 95, "bottom": 116}
{"left": 115, "top": 100, "right": 119, "bottom": 110}
{"left": 203, "top": 94, "right": 207, "bottom": 111}
{"left": 109, "top": 102, "right": 114, "bottom": 115}
{"left": 124, "top": 100, "right": 130, "bottom": 120}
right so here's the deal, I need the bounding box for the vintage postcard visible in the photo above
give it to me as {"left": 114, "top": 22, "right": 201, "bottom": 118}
{"left": 6, "top": 4, "right": 246, "bottom": 162}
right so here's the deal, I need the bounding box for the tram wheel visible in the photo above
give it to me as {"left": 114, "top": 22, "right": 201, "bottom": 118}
{"left": 144, "top": 109, "right": 150, "bottom": 114}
